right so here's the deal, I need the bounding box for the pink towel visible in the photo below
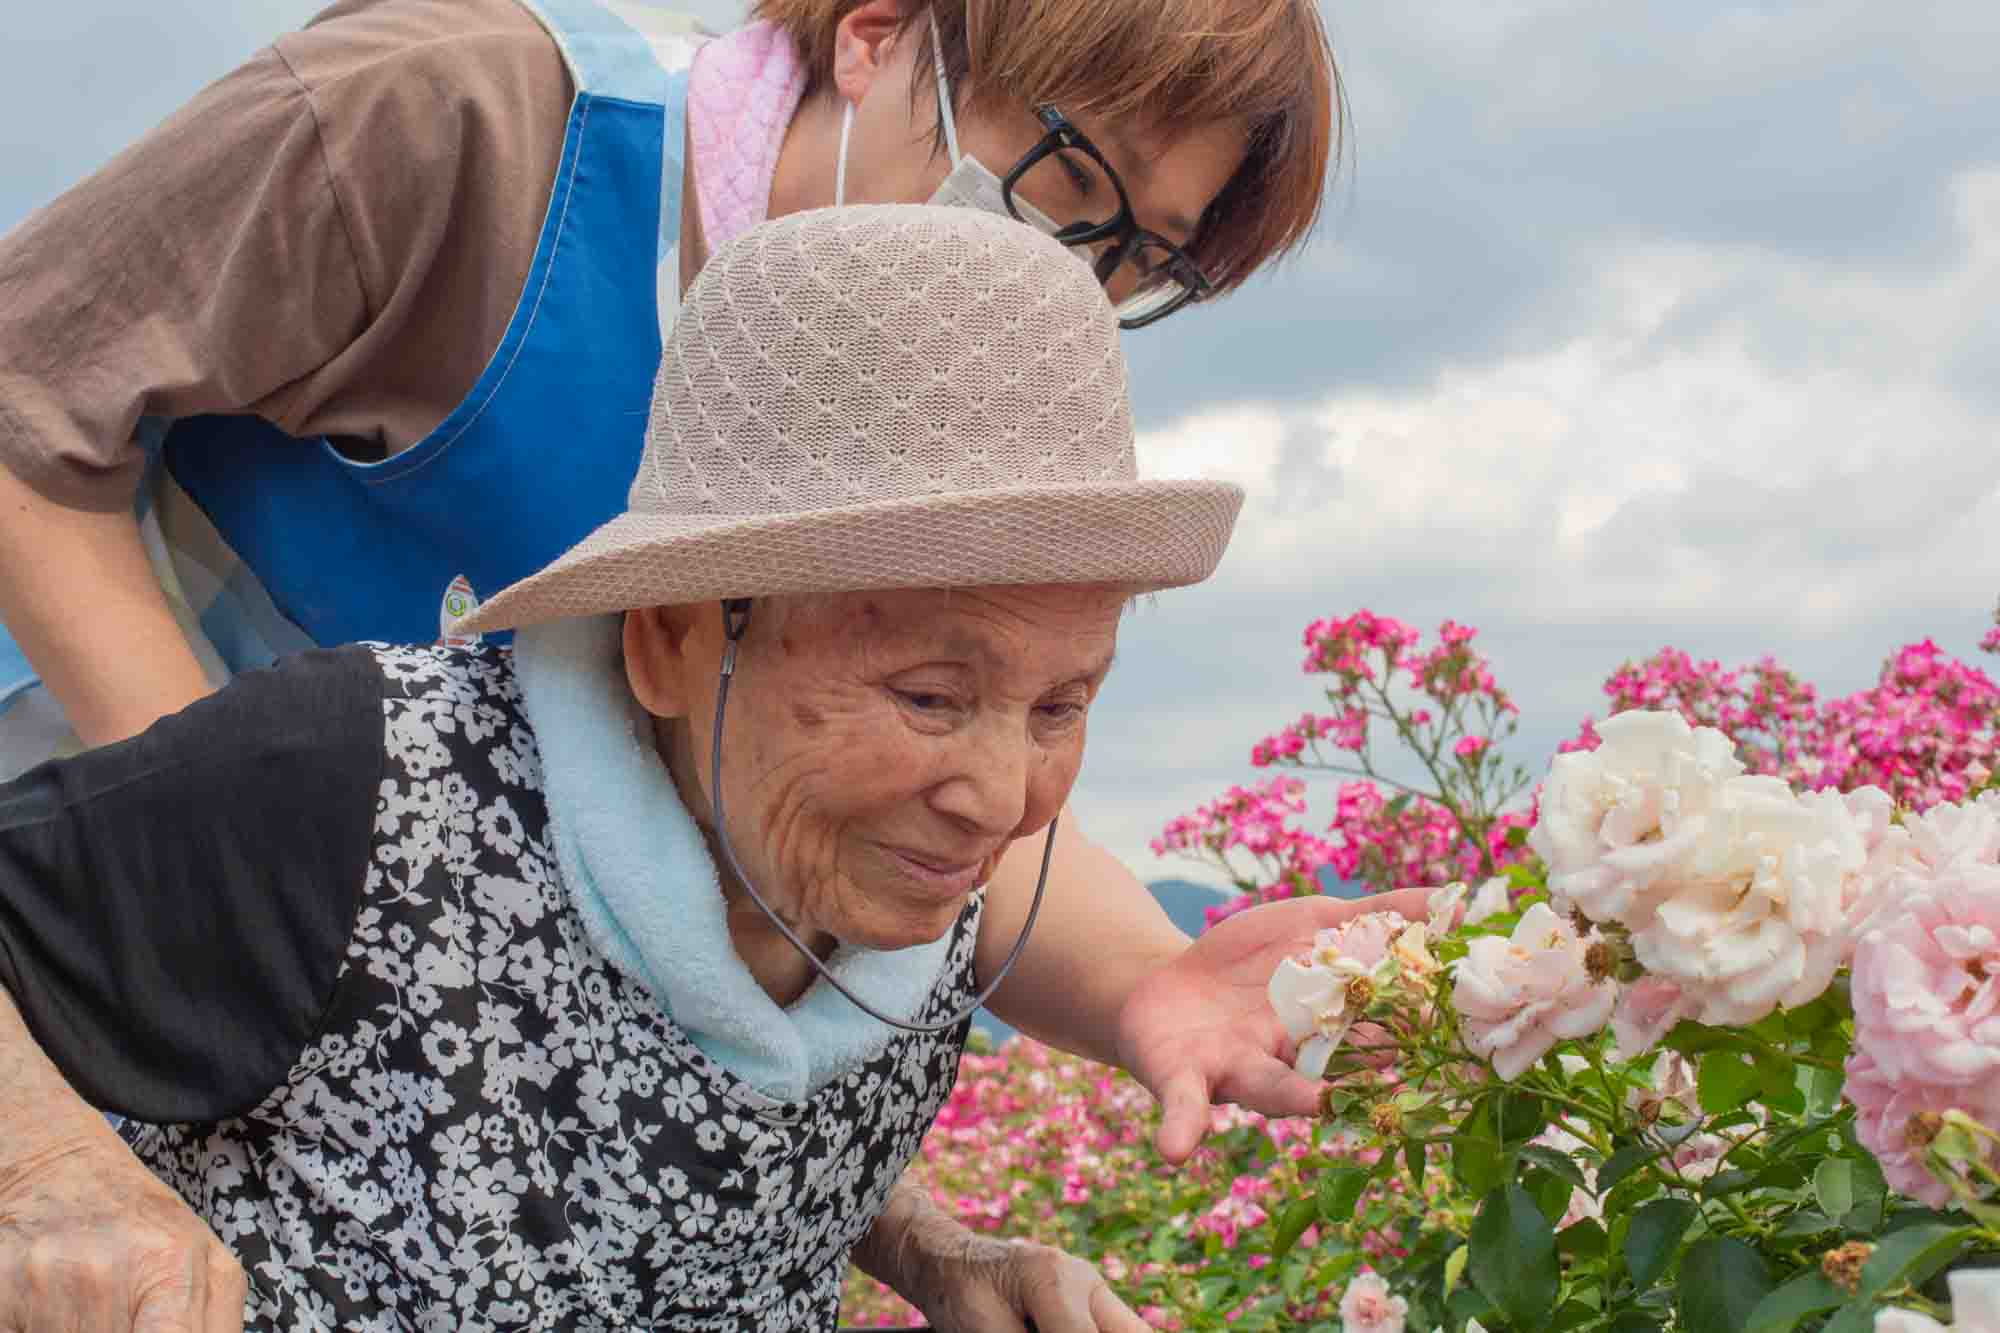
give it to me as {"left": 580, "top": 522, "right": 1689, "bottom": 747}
{"left": 686, "top": 20, "right": 809, "bottom": 253}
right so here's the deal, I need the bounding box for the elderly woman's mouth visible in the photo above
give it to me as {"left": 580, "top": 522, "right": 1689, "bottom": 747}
{"left": 883, "top": 846, "right": 992, "bottom": 895}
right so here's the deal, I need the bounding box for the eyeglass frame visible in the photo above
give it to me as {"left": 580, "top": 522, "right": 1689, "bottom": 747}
{"left": 998, "top": 105, "right": 1216, "bottom": 330}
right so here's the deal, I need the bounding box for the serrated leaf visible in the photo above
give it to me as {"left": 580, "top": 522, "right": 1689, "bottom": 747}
{"left": 1698, "top": 1049, "right": 1762, "bottom": 1115}
{"left": 1518, "top": 1143, "right": 1590, "bottom": 1190}
{"left": 1452, "top": 1119, "right": 1506, "bottom": 1197}
{"left": 1814, "top": 1158, "right": 1855, "bottom": 1218}
{"left": 1317, "top": 1166, "right": 1370, "bottom": 1226}
{"left": 1442, "top": 1242, "right": 1468, "bottom": 1296}
{"left": 1270, "top": 1197, "right": 1318, "bottom": 1261}
{"left": 1623, "top": 1196, "right": 1696, "bottom": 1292}
{"left": 1676, "top": 1236, "right": 1775, "bottom": 1333}
{"left": 1468, "top": 1185, "right": 1559, "bottom": 1328}
{"left": 1598, "top": 1142, "right": 1658, "bottom": 1194}
{"left": 1745, "top": 1271, "right": 1845, "bottom": 1333}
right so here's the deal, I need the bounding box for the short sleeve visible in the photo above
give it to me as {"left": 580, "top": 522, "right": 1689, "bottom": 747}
{"left": 0, "top": 646, "right": 384, "bottom": 1123}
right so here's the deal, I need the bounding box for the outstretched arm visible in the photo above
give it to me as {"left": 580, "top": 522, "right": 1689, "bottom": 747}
{"left": 978, "top": 809, "right": 1431, "bottom": 1162}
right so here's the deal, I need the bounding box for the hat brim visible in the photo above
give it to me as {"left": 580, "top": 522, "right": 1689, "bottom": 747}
{"left": 456, "top": 480, "right": 1245, "bottom": 635}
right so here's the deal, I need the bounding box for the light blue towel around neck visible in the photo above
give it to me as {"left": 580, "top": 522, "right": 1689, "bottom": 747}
{"left": 511, "top": 615, "right": 958, "bottom": 1104}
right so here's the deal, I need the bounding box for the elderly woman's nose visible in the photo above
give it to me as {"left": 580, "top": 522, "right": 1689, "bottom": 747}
{"left": 928, "top": 727, "right": 1043, "bottom": 835}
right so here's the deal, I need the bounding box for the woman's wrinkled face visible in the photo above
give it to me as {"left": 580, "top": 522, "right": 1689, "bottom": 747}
{"left": 627, "top": 584, "right": 1126, "bottom": 953}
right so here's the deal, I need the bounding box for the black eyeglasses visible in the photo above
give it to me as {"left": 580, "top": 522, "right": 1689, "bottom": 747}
{"left": 999, "top": 106, "right": 1215, "bottom": 330}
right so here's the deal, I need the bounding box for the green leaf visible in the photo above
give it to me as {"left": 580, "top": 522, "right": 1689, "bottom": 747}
{"left": 1442, "top": 1242, "right": 1468, "bottom": 1297}
{"left": 1606, "top": 1314, "right": 1665, "bottom": 1333}
{"left": 1623, "top": 1197, "right": 1696, "bottom": 1292}
{"left": 1820, "top": 1302, "right": 1880, "bottom": 1333}
{"left": 1754, "top": 1048, "right": 1798, "bottom": 1100}
{"left": 1598, "top": 1142, "right": 1658, "bottom": 1194}
{"left": 1744, "top": 1271, "right": 1846, "bottom": 1333}
{"left": 1804, "top": 1064, "right": 1846, "bottom": 1116}
{"left": 1676, "top": 1236, "right": 1775, "bottom": 1333}
{"left": 1518, "top": 1144, "right": 1590, "bottom": 1190}
{"left": 1491, "top": 1089, "right": 1547, "bottom": 1144}
{"left": 1525, "top": 1166, "right": 1577, "bottom": 1228}
{"left": 1468, "top": 1185, "right": 1559, "bottom": 1328}
{"left": 1317, "top": 1166, "right": 1371, "bottom": 1227}
{"left": 1557, "top": 1217, "right": 1608, "bottom": 1260}
{"left": 1405, "top": 1137, "right": 1428, "bottom": 1189}
{"left": 1842, "top": 1152, "right": 1889, "bottom": 1232}
{"left": 1773, "top": 1210, "right": 1835, "bottom": 1241}
{"left": 1856, "top": 1222, "right": 1978, "bottom": 1298}
{"left": 1813, "top": 1158, "right": 1855, "bottom": 1218}
{"left": 1270, "top": 1197, "right": 1318, "bottom": 1261}
{"left": 1504, "top": 824, "right": 1530, "bottom": 848}
{"left": 1697, "top": 1049, "right": 1763, "bottom": 1115}
{"left": 1452, "top": 1120, "right": 1506, "bottom": 1198}
{"left": 1551, "top": 1300, "right": 1601, "bottom": 1330}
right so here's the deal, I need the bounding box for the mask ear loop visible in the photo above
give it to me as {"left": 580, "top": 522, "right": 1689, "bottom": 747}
{"left": 928, "top": 8, "right": 963, "bottom": 165}
{"left": 707, "top": 598, "right": 1054, "bottom": 1035}
{"left": 835, "top": 100, "right": 854, "bottom": 207}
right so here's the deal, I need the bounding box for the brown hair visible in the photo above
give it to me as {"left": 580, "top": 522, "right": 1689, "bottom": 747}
{"left": 750, "top": 0, "right": 1345, "bottom": 296}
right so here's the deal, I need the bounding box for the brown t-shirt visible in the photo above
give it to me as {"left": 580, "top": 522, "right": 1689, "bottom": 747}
{"left": 0, "top": 0, "right": 577, "bottom": 512}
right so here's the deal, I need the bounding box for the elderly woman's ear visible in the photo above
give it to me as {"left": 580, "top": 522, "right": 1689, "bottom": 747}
{"left": 622, "top": 604, "right": 710, "bottom": 721}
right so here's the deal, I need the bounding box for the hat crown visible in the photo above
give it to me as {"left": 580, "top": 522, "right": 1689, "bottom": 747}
{"left": 634, "top": 205, "right": 1136, "bottom": 519}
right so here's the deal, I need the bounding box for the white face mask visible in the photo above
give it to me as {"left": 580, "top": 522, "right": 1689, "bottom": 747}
{"left": 834, "top": 12, "right": 1061, "bottom": 236}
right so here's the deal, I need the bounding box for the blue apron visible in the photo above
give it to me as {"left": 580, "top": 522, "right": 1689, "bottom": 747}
{"left": 0, "top": 0, "right": 702, "bottom": 775}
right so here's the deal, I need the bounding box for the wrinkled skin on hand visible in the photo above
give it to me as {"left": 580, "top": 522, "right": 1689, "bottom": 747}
{"left": 0, "top": 1126, "right": 246, "bottom": 1333}
{"left": 910, "top": 1234, "right": 1147, "bottom": 1333}
{"left": 1115, "top": 886, "right": 1433, "bottom": 1163}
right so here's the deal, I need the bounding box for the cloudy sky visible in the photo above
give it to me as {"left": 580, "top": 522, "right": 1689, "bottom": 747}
{"left": 6, "top": 1, "right": 1996, "bottom": 890}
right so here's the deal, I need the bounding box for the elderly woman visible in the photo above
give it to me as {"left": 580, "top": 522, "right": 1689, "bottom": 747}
{"left": 0, "top": 207, "right": 1416, "bottom": 1331}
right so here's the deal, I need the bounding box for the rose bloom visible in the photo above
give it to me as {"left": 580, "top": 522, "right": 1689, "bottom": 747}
{"left": 1530, "top": 709, "right": 1744, "bottom": 931}
{"left": 1624, "top": 780, "right": 1882, "bottom": 1026}
{"left": 1270, "top": 911, "right": 1410, "bottom": 1077}
{"left": 1338, "top": 1272, "right": 1408, "bottom": 1333}
{"left": 1452, "top": 902, "right": 1616, "bottom": 1080}
{"left": 1849, "top": 868, "right": 2000, "bottom": 1089}
{"left": 1845, "top": 1048, "right": 2000, "bottom": 1209}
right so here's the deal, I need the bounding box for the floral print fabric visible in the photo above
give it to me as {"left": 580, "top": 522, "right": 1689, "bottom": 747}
{"left": 124, "top": 644, "right": 980, "bottom": 1331}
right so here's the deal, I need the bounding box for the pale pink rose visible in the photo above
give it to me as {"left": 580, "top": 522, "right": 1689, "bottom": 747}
{"left": 1849, "top": 870, "right": 2000, "bottom": 1088}
{"left": 1466, "top": 875, "right": 1512, "bottom": 925}
{"left": 1845, "top": 1047, "right": 2000, "bottom": 1209}
{"left": 1610, "top": 976, "right": 1697, "bottom": 1059}
{"left": 1270, "top": 911, "right": 1413, "bottom": 1077}
{"left": 1338, "top": 1272, "right": 1408, "bottom": 1333}
{"left": 1627, "top": 1050, "right": 1700, "bottom": 1122}
{"left": 1876, "top": 1271, "right": 2000, "bottom": 1333}
{"left": 1452, "top": 903, "right": 1617, "bottom": 1080}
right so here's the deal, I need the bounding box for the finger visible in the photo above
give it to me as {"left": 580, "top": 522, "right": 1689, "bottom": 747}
{"left": 1219, "top": 1053, "right": 1324, "bottom": 1121}
{"left": 203, "top": 1246, "right": 247, "bottom": 1333}
{"left": 1015, "top": 1261, "right": 1099, "bottom": 1333}
{"left": 1151, "top": 1068, "right": 1211, "bottom": 1165}
{"left": 1088, "top": 1281, "right": 1151, "bottom": 1333}
{"left": 1306, "top": 886, "right": 1431, "bottom": 929}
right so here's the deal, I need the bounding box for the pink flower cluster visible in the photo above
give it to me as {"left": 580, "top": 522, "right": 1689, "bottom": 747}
{"left": 1571, "top": 639, "right": 1999, "bottom": 813}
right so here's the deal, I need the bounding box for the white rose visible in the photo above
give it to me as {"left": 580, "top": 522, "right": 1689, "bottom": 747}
{"left": 1627, "top": 776, "right": 1873, "bottom": 1024}
{"left": 1530, "top": 710, "right": 1744, "bottom": 932}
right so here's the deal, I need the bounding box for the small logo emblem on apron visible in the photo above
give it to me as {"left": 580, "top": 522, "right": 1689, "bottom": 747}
{"left": 439, "top": 575, "right": 483, "bottom": 648}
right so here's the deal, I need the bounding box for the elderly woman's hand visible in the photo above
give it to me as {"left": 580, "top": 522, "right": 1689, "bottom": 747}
{"left": 1114, "top": 886, "right": 1433, "bottom": 1164}
{"left": 0, "top": 996, "right": 247, "bottom": 1333}
{"left": 855, "top": 1180, "right": 1147, "bottom": 1332}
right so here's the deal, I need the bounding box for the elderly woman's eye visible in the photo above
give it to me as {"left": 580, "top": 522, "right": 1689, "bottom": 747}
{"left": 1037, "top": 700, "right": 1087, "bottom": 724}
{"left": 895, "top": 689, "right": 954, "bottom": 712}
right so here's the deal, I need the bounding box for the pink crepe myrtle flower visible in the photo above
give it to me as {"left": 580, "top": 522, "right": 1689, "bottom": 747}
{"left": 1338, "top": 1272, "right": 1408, "bottom": 1333}
{"left": 1451, "top": 902, "right": 1617, "bottom": 1080}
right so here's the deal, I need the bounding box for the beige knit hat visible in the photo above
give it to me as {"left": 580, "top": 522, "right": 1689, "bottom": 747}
{"left": 457, "top": 204, "right": 1243, "bottom": 635}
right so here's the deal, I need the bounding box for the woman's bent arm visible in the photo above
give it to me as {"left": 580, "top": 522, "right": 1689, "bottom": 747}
{"left": 0, "top": 461, "right": 213, "bottom": 746}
